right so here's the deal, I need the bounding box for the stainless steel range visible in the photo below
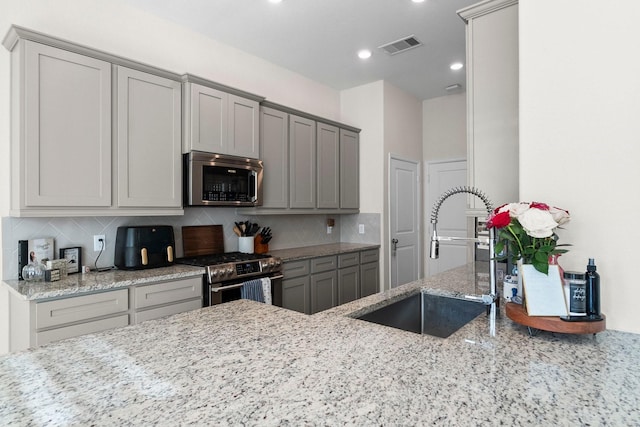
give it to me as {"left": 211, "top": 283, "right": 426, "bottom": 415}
{"left": 175, "top": 251, "right": 283, "bottom": 306}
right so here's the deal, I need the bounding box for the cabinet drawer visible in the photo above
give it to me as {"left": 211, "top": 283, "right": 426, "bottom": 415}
{"left": 360, "top": 249, "right": 379, "bottom": 265}
{"left": 311, "top": 256, "right": 337, "bottom": 273}
{"left": 36, "top": 289, "right": 128, "bottom": 330}
{"left": 36, "top": 314, "right": 129, "bottom": 347}
{"left": 283, "top": 260, "right": 310, "bottom": 278}
{"left": 134, "top": 277, "right": 202, "bottom": 309}
{"left": 133, "top": 299, "right": 202, "bottom": 324}
{"left": 338, "top": 252, "right": 359, "bottom": 268}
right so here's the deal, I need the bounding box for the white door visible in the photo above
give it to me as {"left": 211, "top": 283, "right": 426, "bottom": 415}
{"left": 389, "top": 157, "right": 420, "bottom": 288}
{"left": 426, "top": 160, "right": 468, "bottom": 276}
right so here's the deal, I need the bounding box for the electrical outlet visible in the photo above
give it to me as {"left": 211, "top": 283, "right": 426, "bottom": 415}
{"left": 358, "top": 224, "right": 365, "bottom": 234}
{"left": 93, "top": 235, "right": 106, "bottom": 251}
{"left": 327, "top": 226, "right": 333, "bottom": 234}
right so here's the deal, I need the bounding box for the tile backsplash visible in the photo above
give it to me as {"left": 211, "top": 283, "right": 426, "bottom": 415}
{"left": 2, "top": 209, "right": 380, "bottom": 280}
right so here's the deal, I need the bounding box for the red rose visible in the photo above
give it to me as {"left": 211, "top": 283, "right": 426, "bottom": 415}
{"left": 487, "top": 210, "right": 511, "bottom": 229}
{"left": 530, "top": 202, "right": 550, "bottom": 210}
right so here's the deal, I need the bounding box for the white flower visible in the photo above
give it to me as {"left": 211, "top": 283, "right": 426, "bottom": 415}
{"left": 509, "top": 202, "right": 531, "bottom": 217}
{"left": 517, "top": 208, "right": 558, "bottom": 238}
{"left": 549, "top": 206, "right": 570, "bottom": 225}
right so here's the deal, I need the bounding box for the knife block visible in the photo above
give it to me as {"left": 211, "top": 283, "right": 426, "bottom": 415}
{"left": 254, "top": 235, "right": 269, "bottom": 254}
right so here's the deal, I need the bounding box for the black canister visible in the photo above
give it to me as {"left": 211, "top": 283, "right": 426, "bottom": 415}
{"left": 563, "top": 271, "right": 586, "bottom": 316}
{"left": 585, "top": 258, "right": 603, "bottom": 321}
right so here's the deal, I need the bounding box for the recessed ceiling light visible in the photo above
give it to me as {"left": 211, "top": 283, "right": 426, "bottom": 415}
{"left": 358, "top": 49, "right": 372, "bottom": 59}
{"left": 450, "top": 62, "right": 464, "bottom": 71}
{"left": 268, "top": 0, "right": 282, "bottom": 3}
{"left": 412, "top": 0, "right": 426, "bottom": 3}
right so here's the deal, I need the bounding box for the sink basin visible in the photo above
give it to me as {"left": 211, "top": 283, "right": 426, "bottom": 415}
{"left": 356, "top": 292, "right": 486, "bottom": 338}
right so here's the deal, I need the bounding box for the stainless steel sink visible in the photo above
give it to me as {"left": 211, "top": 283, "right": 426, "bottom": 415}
{"left": 356, "top": 292, "right": 486, "bottom": 338}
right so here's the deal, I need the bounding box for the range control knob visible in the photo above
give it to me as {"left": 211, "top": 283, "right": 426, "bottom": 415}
{"left": 226, "top": 267, "right": 234, "bottom": 276}
{"left": 210, "top": 269, "right": 219, "bottom": 278}
{"left": 260, "top": 260, "right": 269, "bottom": 270}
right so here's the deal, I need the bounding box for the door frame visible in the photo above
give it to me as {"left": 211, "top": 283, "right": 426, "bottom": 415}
{"left": 387, "top": 154, "right": 422, "bottom": 289}
{"left": 424, "top": 158, "right": 469, "bottom": 276}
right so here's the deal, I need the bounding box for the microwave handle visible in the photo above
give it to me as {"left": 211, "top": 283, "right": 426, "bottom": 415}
{"left": 250, "top": 170, "right": 258, "bottom": 203}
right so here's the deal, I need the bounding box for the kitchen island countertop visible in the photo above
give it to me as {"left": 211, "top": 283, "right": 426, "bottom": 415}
{"left": 1, "top": 263, "right": 639, "bottom": 426}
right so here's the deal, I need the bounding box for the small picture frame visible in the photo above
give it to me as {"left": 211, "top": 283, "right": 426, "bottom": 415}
{"left": 60, "top": 247, "right": 82, "bottom": 274}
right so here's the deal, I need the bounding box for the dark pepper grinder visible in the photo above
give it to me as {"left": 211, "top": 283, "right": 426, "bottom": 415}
{"left": 585, "top": 258, "right": 603, "bottom": 321}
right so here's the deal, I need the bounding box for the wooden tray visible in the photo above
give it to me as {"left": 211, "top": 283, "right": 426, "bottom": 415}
{"left": 505, "top": 302, "right": 606, "bottom": 335}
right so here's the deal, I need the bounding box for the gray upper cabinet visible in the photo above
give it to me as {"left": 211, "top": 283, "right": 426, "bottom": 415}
{"left": 240, "top": 102, "right": 360, "bottom": 215}
{"left": 15, "top": 41, "right": 112, "bottom": 210}
{"left": 184, "top": 83, "right": 227, "bottom": 154}
{"left": 289, "top": 114, "right": 316, "bottom": 209}
{"left": 260, "top": 106, "right": 289, "bottom": 208}
{"left": 228, "top": 94, "right": 259, "bottom": 158}
{"left": 340, "top": 129, "right": 360, "bottom": 209}
{"left": 183, "top": 77, "right": 262, "bottom": 159}
{"left": 4, "top": 26, "right": 184, "bottom": 216}
{"left": 317, "top": 123, "right": 340, "bottom": 209}
{"left": 116, "top": 67, "right": 182, "bottom": 208}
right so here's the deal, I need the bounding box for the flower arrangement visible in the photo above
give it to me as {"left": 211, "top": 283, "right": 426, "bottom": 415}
{"left": 486, "top": 202, "right": 571, "bottom": 274}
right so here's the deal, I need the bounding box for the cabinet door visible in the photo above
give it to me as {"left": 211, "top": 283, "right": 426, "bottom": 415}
{"left": 317, "top": 122, "right": 340, "bottom": 208}
{"left": 23, "top": 41, "right": 111, "bottom": 207}
{"left": 338, "top": 266, "right": 359, "bottom": 305}
{"left": 289, "top": 115, "right": 316, "bottom": 208}
{"left": 310, "top": 270, "right": 337, "bottom": 314}
{"left": 117, "top": 67, "right": 182, "bottom": 208}
{"left": 228, "top": 94, "right": 259, "bottom": 158}
{"left": 282, "top": 276, "right": 310, "bottom": 314}
{"left": 260, "top": 107, "right": 289, "bottom": 208}
{"left": 187, "top": 83, "right": 227, "bottom": 153}
{"left": 360, "top": 262, "right": 380, "bottom": 298}
{"left": 340, "top": 129, "right": 360, "bottom": 209}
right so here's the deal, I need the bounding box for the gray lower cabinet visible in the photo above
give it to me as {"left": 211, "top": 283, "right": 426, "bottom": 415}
{"left": 281, "top": 259, "right": 311, "bottom": 314}
{"left": 7, "top": 276, "right": 203, "bottom": 352}
{"left": 338, "top": 252, "right": 359, "bottom": 305}
{"left": 281, "top": 249, "right": 379, "bottom": 314}
{"left": 131, "top": 276, "right": 202, "bottom": 324}
{"left": 360, "top": 249, "right": 380, "bottom": 298}
{"left": 311, "top": 270, "right": 337, "bottom": 314}
{"left": 9, "top": 289, "right": 130, "bottom": 351}
{"left": 338, "top": 266, "right": 359, "bottom": 305}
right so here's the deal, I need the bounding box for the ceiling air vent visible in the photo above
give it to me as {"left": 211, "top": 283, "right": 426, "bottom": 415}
{"left": 378, "top": 35, "right": 423, "bottom": 55}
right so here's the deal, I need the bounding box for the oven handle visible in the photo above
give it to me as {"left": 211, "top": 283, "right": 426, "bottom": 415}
{"left": 210, "top": 274, "right": 284, "bottom": 292}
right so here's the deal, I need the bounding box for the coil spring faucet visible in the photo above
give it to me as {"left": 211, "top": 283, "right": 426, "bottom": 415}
{"left": 429, "top": 186, "right": 497, "bottom": 306}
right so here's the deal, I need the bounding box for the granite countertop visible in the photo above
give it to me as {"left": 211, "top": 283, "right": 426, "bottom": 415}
{"left": 2, "top": 264, "right": 205, "bottom": 301}
{"left": 1, "top": 264, "right": 639, "bottom": 425}
{"left": 269, "top": 242, "right": 380, "bottom": 262}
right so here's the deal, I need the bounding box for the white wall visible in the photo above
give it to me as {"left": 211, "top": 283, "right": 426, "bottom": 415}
{"left": 383, "top": 82, "right": 423, "bottom": 286}
{"left": 520, "top": 0, "right": 640, "bottom": 333}
{"left": 340, "top": 81, "right": 385, "bottom": 214}
{"left": 422, "top": 92, "right": 467, "bottom": 161}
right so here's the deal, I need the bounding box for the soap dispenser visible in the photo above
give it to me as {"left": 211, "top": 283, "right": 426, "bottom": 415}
{"left": 585, "top": 258, "right": 603, "bottom": 321}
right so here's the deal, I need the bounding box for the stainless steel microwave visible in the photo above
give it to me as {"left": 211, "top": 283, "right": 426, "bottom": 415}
{"left": 183, "top": 152, "right": 263, "bottom": 207}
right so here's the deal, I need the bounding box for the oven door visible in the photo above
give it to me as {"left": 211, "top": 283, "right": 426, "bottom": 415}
{"left": 206, "top": 274, "right": 283, "bottom": 306}
{"left": 185, "top": 152, "right": 263, "bottom": 207}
